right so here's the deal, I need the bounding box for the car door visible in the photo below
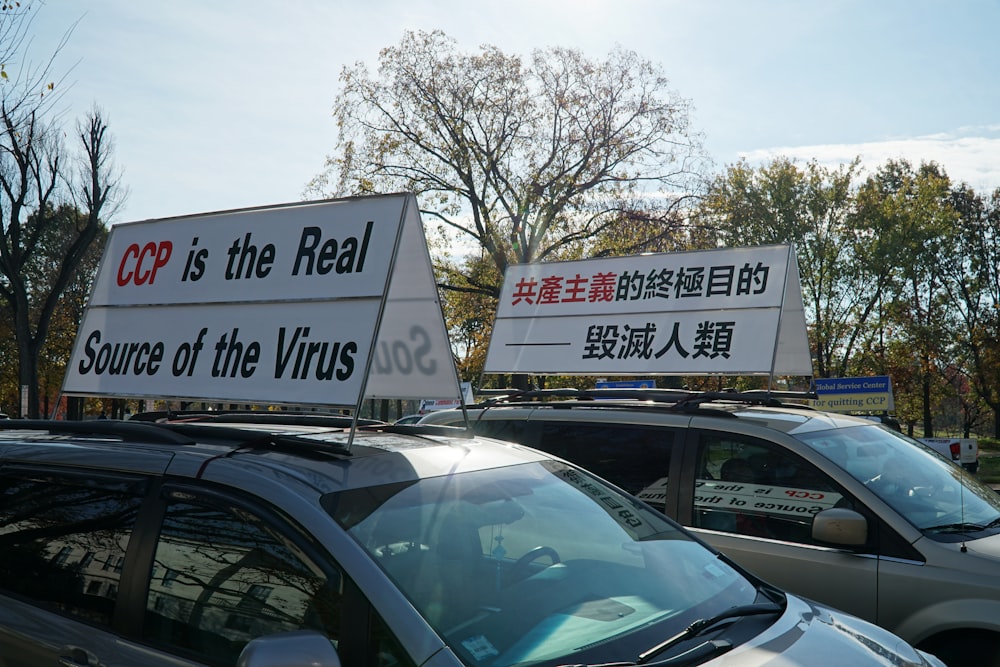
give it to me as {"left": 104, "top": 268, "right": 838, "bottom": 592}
{"left": 123, "top": 480, "right": 416, "bottom": 667}
{"left": 0, "top": 464, "right": 416, "bottom": 667}
{"left": 0, "top": 467, "right": 191, "bottom": 667}
{"left": 679, "top": 430, "right": 881, "bottom": 624}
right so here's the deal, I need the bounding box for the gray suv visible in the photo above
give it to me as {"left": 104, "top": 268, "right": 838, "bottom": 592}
{"left": 419, "top": 389, "right": 1000, "bottom": 667}
{"left": 0, "top": 412, "right": 941, "bottom": 667}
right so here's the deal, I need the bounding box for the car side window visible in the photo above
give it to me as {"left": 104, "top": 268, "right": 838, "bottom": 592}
{"left": 144, "top": 489, "right": 414, "bottom": 667}
{"left": 691, "top": 434, "right": 849, "bottom": 545}
{"left": 471, "top": 417, "right": 529, "bottom": 443}
{"left": 144, "top": 490, "right": 345, "bottom": 664}
{"left": 536, "top": 422, "right": 674, "bottom": 511}
{"left": 0, "top": 470, "right": 145, "bottom": 627}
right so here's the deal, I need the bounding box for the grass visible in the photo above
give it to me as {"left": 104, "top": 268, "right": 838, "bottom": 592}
{"left": 978, "top": 455, "right": 1000, "bottom": 486}
{"left": 978, "top": 438, "right": 1000, "bottom": 486}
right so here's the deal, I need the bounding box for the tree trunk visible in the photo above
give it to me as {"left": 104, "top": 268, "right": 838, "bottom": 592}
{"left": 921, "top": 356, "right": 934, "bottom": 438}
{"left": 67, "top": 396, "right": 84, "bottom": 421}
{"left": 15, "top": 322, "right": 39, "bottom": 418}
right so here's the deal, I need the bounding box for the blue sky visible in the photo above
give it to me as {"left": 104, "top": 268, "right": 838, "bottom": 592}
{"left": 30, "top": 0, "right": 1000, "bottom": 224}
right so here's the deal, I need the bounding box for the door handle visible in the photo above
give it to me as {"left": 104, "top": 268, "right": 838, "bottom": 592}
{"left": 58, "top": 646, "right": 98, "bottom": 667}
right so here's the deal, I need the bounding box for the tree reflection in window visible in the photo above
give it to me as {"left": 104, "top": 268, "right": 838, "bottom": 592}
{"left": 0, "top": 473, "right": 145, "bottom": 627}
{"left": 143, "top": 496, "right": 341, "bottom": 665}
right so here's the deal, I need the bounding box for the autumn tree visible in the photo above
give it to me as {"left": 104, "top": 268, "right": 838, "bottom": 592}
{"left": 437, "top": 253, "right": 498, "bottom": 383}
{"left": 0, "top": 6, "right": 122, "bottom": 418}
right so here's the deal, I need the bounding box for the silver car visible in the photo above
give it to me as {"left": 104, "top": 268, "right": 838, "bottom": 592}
{"left": 0, "top": 414, "right": 941, "bottom": 667}
{"left": 419, "top": 389, "right": 998, "bottom": 667}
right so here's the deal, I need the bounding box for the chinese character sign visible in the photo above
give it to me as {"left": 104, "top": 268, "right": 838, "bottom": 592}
{"left": 485, "top": 245, "right": 812, "bottom": 377}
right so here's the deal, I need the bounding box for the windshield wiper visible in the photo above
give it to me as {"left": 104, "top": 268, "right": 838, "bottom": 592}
{"left": 557, "top": 597, "right": 783, "bottom": 667}
{"left": 557, "top": 639, "right": 733, "bottom": 667}
{"left": 923, "top": 522, "right": 989, "bottom": 534}
{"left": 637, "top": 602, "right": 782, "bottom": 664}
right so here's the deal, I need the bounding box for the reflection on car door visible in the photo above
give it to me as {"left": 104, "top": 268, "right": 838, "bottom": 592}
{"left": 0, "top": 469, "right": 168, "bottom": 666}
{"left": 683, "top": 432, "right": 879, "bottom": 624}
{"left": 140, "top": 485, "right": 340, "bottom": 664}
{"left": 0, "top": 467, "right": 414, "bottom": 667}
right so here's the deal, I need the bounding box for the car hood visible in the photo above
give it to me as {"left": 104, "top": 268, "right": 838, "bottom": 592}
{"left": 714, "top": 594, "right": 943, "bottom": 666}
{"left": 961, "top": 530, "right": 1000, "bottom": 560}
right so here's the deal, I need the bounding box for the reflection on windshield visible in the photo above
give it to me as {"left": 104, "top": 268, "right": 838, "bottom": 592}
{"left": 327, "top": 461, "right": 760, "bottom": 667}
{"left": 796, "top": 424, "right": 1000, "bottom": 537}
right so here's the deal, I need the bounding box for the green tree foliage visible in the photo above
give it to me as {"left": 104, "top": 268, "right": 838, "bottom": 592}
{"left": 697, "top": 157, "right": 879, "bottom": 379}
{"left": 937, "top": 184, "right": 1000, "bottom": 437}
{"left": 0, "top": 308, "right": 13, "bottom": 415}
{"left": 437, "top": 253, "right": 498, "bottom": 383}
{"left": 696, "top": 156, "right": 1000, "bottom": 436}
{"left": 29, "top": 206, "right": 107, "bottom": 418}
{"left": 854, "top": 160, "right": 958, "bottom": 436}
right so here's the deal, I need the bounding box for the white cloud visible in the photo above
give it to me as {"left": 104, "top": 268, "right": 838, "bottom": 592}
{"left": 741, "top": 128, "right": 1000, "bottom": 195}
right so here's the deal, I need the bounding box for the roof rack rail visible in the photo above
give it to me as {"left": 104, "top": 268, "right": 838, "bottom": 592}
{"left": 0, "top": 416, "right": 475, "bottom": 459}
{"left": 129, "top": 409, "right": 380, "bottom": 424}
{"left": 141, "top": 411, "right": 385, "bottom": 429}
{"left": 0, "top": 419, "right": 197, "bottom": 445}
{"left": 475, "top": 387, "right": 818, "bottom": 408}
{"left": 159, "top": 422, "right": 356, "bottom": 458}
{"left": 381, "top": 422, "right": 476, "bottom": 439}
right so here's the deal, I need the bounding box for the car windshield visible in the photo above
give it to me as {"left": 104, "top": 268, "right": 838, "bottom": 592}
{"left": 796, "top": 424, "right": 1000, "bottom": 539}
{"left": 328, "top": 460, "right": 762, "bottom": 667}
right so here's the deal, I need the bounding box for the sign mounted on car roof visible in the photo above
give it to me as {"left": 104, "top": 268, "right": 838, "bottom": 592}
{"left": 62, "top": 193, "right": 462, "bottom": 409}
{"left": 483, "top": 244, "right": 812, "bottom": 377}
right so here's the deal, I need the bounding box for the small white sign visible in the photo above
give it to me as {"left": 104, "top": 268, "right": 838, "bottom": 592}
{"left": 484, "top": 245, "right": 812, "bottom": 377}
{"left": 692, "top": 479, "right": 842, "bottom": 518}
{"left": 63, "top": 194, "right": 462, "bottom": 408}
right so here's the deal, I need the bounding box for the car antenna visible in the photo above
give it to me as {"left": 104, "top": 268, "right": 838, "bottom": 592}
{"left": 960, "top": 457, "right": 968, "bottom": 553}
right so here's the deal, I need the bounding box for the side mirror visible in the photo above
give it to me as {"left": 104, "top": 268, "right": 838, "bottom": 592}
{"left": 812, "top": 508, "right": 867, "bottom": 546}
{"left": 237, "top": 630, "right": 341, "bottom": 667}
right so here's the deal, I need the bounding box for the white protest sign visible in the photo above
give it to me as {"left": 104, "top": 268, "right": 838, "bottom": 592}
{"left": 484, "top": 244, "right": 813, "bottom": 376}
{"left": 634, "top": 478, "right": 843, "bottom": 519}
{"left": 63, "top": 194, "right": 462, "bottom": 407}
{"left": 693, "top": 479, "right": 842, "bottom": 519}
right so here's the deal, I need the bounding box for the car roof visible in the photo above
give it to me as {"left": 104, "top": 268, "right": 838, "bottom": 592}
{"left": 724, "top": 404, "right": 876, "bottom": 434}
{"left": 425, "top": 388, "right": 880, "bottom": 436}
{"left": 0, "top": 415, "right": 547, "bottom": 493}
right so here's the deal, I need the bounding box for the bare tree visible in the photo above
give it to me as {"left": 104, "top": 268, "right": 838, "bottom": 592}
{"left": 312, "top": 30, "right": 707, "bottom": 299}
{"left": 0, "top": 6, "right": 122, "bottom": 417}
